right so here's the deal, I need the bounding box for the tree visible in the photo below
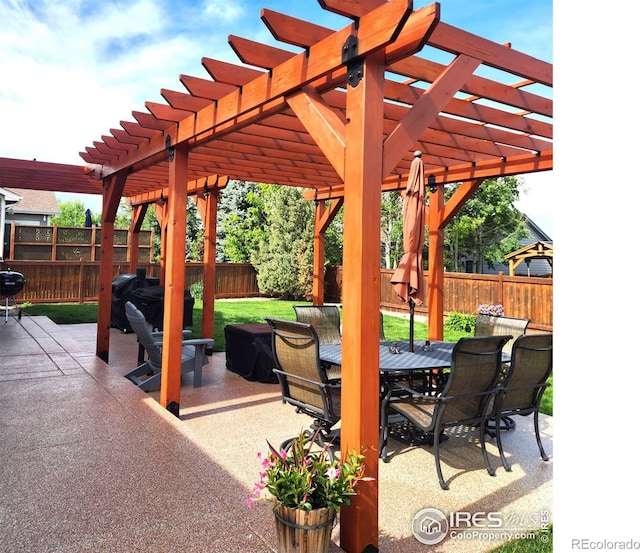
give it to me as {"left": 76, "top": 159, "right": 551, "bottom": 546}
{"left": 250, "top": 185, "right": 314, "bottom": 299}
{"left": 444, "top": 177, "right": 530, "bottom": 273}
{"left": 324, "top": 203, "right": 344, "bottom": 267}
{"left": 218, "top": 181, "right": 267, "bottom": 263}
{"left": 185, "top": 197, "right": 203, "bottom": 261}
{"left": 50, "top": 200, "right": 87, "bottom": 227}
{"left": 380, "top": 191, "right": 405, "bottom": 269}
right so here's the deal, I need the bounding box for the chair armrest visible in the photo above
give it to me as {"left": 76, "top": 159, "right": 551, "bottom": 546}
{"left": 152, "top": 337, "right": 213, "bottom": 348}
{"left": 272, "top": 368, "right": 339, "bottom": 390}
{"left": 151, "top": 330, "right": 192, "bottom": 338}
{"left": 392, "top": 381, "right": 423, "bottom": 397}
{"left": 181, "top": 338, "right": 215, "bottom": 347}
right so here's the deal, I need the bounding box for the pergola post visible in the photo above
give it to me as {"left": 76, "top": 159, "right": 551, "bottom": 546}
{"left": 339, "top": 48, "right": 384, "bottom": 553}
{"left": 427, "top": 185, "right": 445, "bottom": 340}
{"left": 96, "top": 171, "right": 126, "bottom": 362}
{"left": 128, "top": 204, "right": 148, "bottom": 273}
{"left": 159, "top": 141, "right": 188, "bottom": 416}
{"left": 312, "top": 197, "right": 343, "bottom": 305}
{"left": 196, "top": 189, "right": 218, "bottom": 341}
{"left": 312, "top": 200, "right": 326, "bottom": 305}
{"left": 153, "top": 201, "right": 168, "bottom": 285}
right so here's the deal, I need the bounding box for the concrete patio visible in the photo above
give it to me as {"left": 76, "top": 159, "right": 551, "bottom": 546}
{"left": 0, "top": 314, "right": 552, "bottom": 552}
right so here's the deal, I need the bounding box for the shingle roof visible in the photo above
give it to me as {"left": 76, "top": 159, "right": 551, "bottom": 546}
{"left": 6, "top": 188, "right": 60, "bottom": 215}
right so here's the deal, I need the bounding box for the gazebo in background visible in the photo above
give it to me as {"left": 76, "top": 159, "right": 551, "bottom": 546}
{"left": 0, "top": 2, "right": 552, "bottom": 551}
{"left": 505, "top": 241, "right": 554, "bottom": 277}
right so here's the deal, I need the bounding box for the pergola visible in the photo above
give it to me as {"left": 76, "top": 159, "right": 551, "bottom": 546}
{"left": 2, "top": 2, "right": 552, "bottom": 550}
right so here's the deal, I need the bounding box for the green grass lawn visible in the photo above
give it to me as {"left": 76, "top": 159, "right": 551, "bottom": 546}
{"left": 23, "top": 299, "right": 464, "bottom": 349}
{"left": 23, "top": 299, "right": 552, "bottom": 415}
{"left": 488, "top": 526, "right": 552, "bottom": 552}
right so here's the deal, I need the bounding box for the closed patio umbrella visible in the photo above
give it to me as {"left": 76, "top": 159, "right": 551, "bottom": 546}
{"left": 390, "top": 150, "right": 426, "bottom": 351}
{"left": 84, "top": 209, "right": 93, "bottom": 228}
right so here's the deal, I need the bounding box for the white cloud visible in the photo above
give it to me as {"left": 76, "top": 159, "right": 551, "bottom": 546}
{"left": 202, "top": 0, "right": 245, "bottom": 22}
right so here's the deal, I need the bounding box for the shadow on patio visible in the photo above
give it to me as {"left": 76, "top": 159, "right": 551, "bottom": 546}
{"left": 0, "top": 315, "right": 552, "bottom": 552}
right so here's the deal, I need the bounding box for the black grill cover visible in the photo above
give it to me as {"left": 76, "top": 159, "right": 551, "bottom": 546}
{"left": 110, "top": 270, "right": 160, "bottom": 332}
{"left": 129, "top": 286, "right": 194, "bottom": 330}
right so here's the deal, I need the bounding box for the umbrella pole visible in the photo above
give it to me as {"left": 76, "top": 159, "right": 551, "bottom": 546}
{"left": 408, "top": 298, "right": 415, "bottom": 352}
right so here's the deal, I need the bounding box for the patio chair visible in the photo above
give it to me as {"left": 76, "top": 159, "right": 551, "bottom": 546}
{"left": 293, "top": 305, "right": 342, "bottom": 345}
{"left": 293, "top": 306, "right": 386, "bottom": 381}
{"left": 266, "top": 318, "right": 341, "bottom": 458}
{"left": 475, "top": 313, "right": 530, "bottom": 355}
{"left": 490, "top": 333, "right": 553, "bottom": 471}
{"left": 124, "top": 301, "right": 214, "bottom": 392}
{"left": 383, "top": 335, "right": 511, "bottom": 490}
{"left": 293, "top": 305, "right": 342, "bottom": 382}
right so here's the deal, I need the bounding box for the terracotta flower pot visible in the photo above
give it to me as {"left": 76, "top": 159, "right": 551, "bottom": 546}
{"left": 273, "top": 504, "right": 336, "bottom": 553}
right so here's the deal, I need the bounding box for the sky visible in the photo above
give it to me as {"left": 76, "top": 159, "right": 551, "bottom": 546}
{"left": 1, "top": 0, "right": 553, "bottom": 233}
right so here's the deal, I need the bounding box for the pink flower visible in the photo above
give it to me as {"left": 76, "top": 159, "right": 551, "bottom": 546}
{"left": 325, "top": 466, "right": 340, "bottom": 481}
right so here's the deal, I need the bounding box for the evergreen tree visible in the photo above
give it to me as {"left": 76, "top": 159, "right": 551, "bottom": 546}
{"left": 324, "top": 203, "right": 344, "bottom": 267}
{"left": 216, "top": 180, "right": 265, "bottom": 262}
{"left": 250, "top": 185, "right": 314, "bottom": 300}
{"left": 185, "top": 197, "right": 203, "bottom": 261}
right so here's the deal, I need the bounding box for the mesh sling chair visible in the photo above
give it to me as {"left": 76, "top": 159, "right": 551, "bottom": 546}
{"left": 382, "top": 335, "right": 511, "bottom": 490}
{"left": 292, "top": 305, "right": 342, "bottom": 345}
{"left": 490, "top": 333, "right": 553, "bottom": 471}
{"left": 293, "top": 305, "right": 386, "bottom": 381}
{"left": 293, "top": 305, "right": 342, "bottom": 382}
{"left": 124, "top": 301, "right": 214, "bottom": 392}
{"left": 475, "top": 314, "right": 530, "bottom": 356}
{"left": 266, "top": 318, "right": 341, "bottom": 458}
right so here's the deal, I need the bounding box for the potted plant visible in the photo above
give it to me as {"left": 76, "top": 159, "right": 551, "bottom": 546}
{"left": 249, "top": 429, "right": 373, "bottom": 553}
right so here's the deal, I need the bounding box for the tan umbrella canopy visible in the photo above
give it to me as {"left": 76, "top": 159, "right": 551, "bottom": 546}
{"left": 390, "top": 150, "right": 426, "bottom": 351}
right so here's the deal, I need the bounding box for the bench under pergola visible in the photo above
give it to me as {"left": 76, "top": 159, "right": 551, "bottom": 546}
{"left": 0, "top": 2, "right": 552, "bottom": 550}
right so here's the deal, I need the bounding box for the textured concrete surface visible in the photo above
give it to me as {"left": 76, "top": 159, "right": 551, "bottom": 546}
{"left": 0, "top": 315, "right": 552, "bottom": 552}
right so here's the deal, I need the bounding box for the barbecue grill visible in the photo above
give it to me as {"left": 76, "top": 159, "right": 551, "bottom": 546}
{"left": 1, "top": 269, "right": 25, "bottom": 322}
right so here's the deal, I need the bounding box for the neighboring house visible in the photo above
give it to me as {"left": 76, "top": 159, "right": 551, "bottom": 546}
{"left": 2, "top": 188, "right": 60, "bottom": 262}
{"left": 478, "top": 215, "right": 553, "bottom": 277}
{"left": 4, "top": 188, "right": 60, "bottom": 226}
{"left": 1, "top": 187, "right": 22, "bottom": 263}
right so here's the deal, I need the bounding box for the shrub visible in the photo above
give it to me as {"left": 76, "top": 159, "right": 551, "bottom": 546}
{"left": 444, "top": 311, "right": 476, "bottom": 333}
{"left": 190, "top": 281, "right": 204, "bottom": 301}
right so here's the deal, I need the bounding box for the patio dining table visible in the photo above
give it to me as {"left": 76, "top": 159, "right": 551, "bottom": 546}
{"left": 319, "top": 340, "right": 456, "bottom": 372}
{"left": 319, "top": 340, "right": 511, "bottom": 459}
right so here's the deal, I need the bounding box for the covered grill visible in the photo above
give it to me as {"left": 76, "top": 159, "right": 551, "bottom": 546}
{"left": 1, "top": 268, "right": 25, "bottom": 322}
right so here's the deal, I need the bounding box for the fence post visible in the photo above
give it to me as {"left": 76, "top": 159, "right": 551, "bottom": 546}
{"left": 78, "top": 259, "right": 85, "bottom": 304}
{"left": 497, "top": 271, "right": 504, "bottom": 308}
{"left": 91, "top": 226, "right": 97, "bottom": 262}
{"left": 51, "top": 224, "right": 58, "bottom": 261}
{"left": 9, "top": 222, "right": 16, "bottom": 260}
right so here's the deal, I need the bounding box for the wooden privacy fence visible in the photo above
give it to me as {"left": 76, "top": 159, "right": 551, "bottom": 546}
{"left": 3, "top": 261, "right": 259, "bottom": 304}
{"left": 5, "top": 223, "right": 154, "bottom": 262}
{"left": 2, "top": 261, "right": 551, "bottom": 331}
{"left": 326, "top": 267, "right": 552, "bottom": 332}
